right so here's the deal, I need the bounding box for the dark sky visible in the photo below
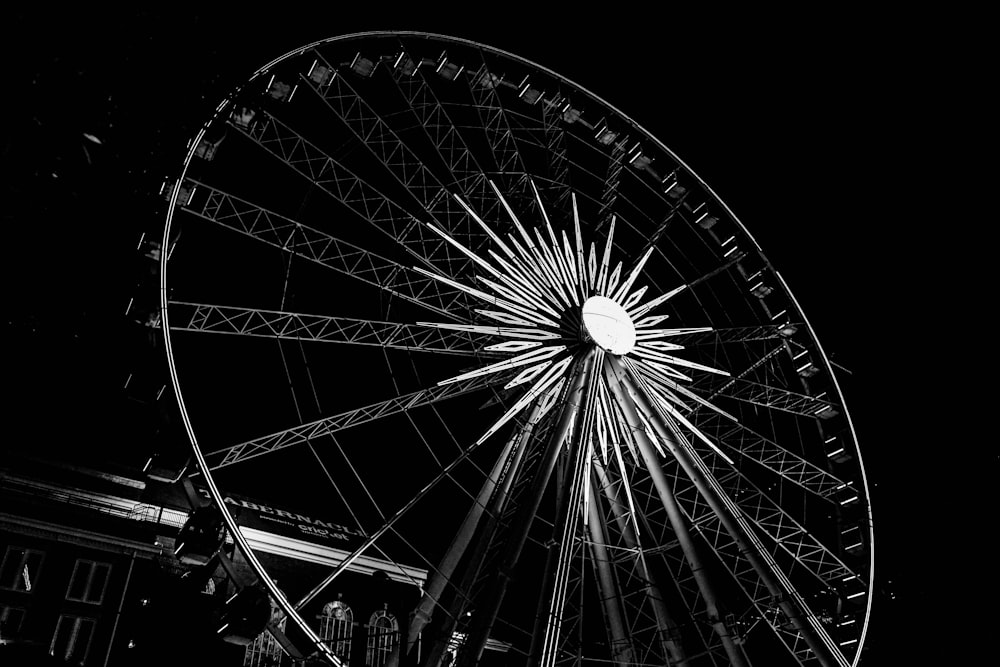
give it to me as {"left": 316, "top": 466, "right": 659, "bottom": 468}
{"left": 4, "top": 7, "right": 988, "bottom": 664}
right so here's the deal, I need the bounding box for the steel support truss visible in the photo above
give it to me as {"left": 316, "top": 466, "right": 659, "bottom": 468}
{"left": 168, "top": 301, "right": 496, "bottom": 356}
{"left": 205, "top": 371, "right": 506, "bottom": 470}
{"left": 691, "top": 345, "right": 841, "bottom": 419}
{"left": 607, "top": 357, "right": 855, "bottom": 667}
{"left": 178, "top": 180, "right": 474, "bottom": 321}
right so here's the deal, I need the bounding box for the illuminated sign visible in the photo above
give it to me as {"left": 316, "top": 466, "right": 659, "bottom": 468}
{"left": 194, "top": 488, "right": 367, "bottom": 549}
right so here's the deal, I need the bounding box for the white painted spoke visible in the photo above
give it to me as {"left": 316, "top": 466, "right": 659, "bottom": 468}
{"left": 416, "top": 322, "right": 560, "bottom": 341}
{"left": 605, "top": 261, "right": 623, "bottom": 297}
{"left": 474, "top": 357, "right": 573, "bottom": 446}
{"left": 632, "top": 346, "right": 730, "bottom": 376}
{"left": 438, "top": 345, "right": 566, "bottom": 386}
{"left": 611, "top": 247, "right": 654, "bottom": 303}
{"left": 571, "top": 193, "right": 588, "bottom": 296}
{"left": 596, "top": 216, "right": 615, "bottom": 295}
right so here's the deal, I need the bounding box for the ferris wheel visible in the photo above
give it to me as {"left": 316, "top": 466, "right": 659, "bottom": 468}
{"left": 159, "top": 32, "right": 874, "bottom": 667}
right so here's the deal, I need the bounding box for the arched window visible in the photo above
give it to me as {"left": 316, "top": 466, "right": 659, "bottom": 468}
{"left": 243, "top": 621, "right": 284, "bottom": 667}
{"left": 319, "top": 599, "right": 354, "bottom": 664}
{"left": 366, "top": 607, "right": 398, "bottom": 667}
{"left": 243, "top": 591, "right": 286, "bottom": 667}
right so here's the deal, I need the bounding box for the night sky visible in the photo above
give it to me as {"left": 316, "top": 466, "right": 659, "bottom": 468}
{"left": 4, "top": 7, "right": 987, "bottom": 664}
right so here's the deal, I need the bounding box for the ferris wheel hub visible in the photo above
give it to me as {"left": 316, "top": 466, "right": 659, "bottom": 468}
{"left": 581, "top": 296, "right": 636, "bottom": 355}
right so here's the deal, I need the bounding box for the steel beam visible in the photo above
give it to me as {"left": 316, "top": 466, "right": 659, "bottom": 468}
{"left": 603, "top": 357, "right": 749, "bottom": 667}
{"left": 395, "top": 399, "right": 547, "bottom": 667}
{"left": 606, "top": 356, "right": 846, "bottom": 667}
{"left": 303, "top": 51, "right": 481, "bottom": 274}
{"left": 667, "top": 324, "right": 798, "bottom": 347}
{"left": 528, "top": 350, "right": 602, "bottom": 667}
{"left": 456, "top": 350, "right": 596, "bottom": 667}
{"left": 179, "top": 180, "right": 471, "bottom": 321}
{"left": 169, "top": 302, "right": 495, "bottom": 356}
{"left": 206, "top": 372, "right": 503, "bottom": 470}
{"left": 591, "top": 461, "right": 688, "bottom": 666}
{"left": 585, "top": 490, "right": 633, "bottom": 667}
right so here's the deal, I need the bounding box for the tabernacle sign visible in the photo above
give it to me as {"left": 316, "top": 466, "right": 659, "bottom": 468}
{"left": 210, "top": 491, "right": 367, "bottom": 550}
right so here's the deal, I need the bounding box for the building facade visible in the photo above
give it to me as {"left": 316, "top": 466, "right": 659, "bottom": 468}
{"left": 0, "top": 455, "right": 425, "bottom": 666}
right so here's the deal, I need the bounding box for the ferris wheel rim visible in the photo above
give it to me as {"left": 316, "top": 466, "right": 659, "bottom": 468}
{"left": 158, "top": 31, "right": 874, "bottom": 666}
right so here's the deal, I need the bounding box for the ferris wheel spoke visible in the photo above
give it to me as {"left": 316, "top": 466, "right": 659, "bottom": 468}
{"left": 628, "top": 365, "right": 864, "bottom": 662}
{"left": 639, "top": 187, "right": 694, "bottom": 253}
{"left": 665, "top": 431, "right": 867, "bottom": 614}
{"left": 691, "top": 343, "right": 786, "bottom": 392}
{"left": 689, "top": 409, "right": 855, "bottom": 501}
{"left": 403, "top": 398, "right": 551, "bottom": 665}
{"left": 177, "top": 179, "right": 471, "bottom": 321}
{"left": 678, "top": 466, "right": 858, "bottom": 665}
{"left": 393, "top": 38, "right": 544, "bottom": 255}
{"left": 390, "top": 41, "right": 623, "bottom": 234}
{"left": 387, "top": 47, "right": 531, "bottom": 252}
{"left": 634, "top": 363, "right": 852, "bottom": 502}
{"left": 448, "top": 56, "right": 539, "bottom": 223}
{"left": 387, "top": 45, "right": 491, "bottom": 185}
{"left": 300, "top": 50, "right": 488, "bottom": 276}
{"left": 230, "top": 108, "right": 485, "bottom": 308}
{"left": 522, "top": 121, "right": 669, "bottom": 235}
{"left": 292, "top": 404, "right": 550, "bottom": 617}
{"left": 167, "top": 301, "right": 498, "bottom": 355}
{"left": 667, "top": 323, "right": 802, "bottom": 346}
{"left": 592, "top": 134, "right": 629, "bottom": 234}
{"left": 466, "top": 51, "right": 533, "bottom": 179}
{"left": 537, "top": 98, "right": 574, "bottom": 213}
{"left": 604, "top": 355, "right": 848, "bottom": 667}
{"left": 699, "top": 377, "right": 841, "bottom": 420}
{"left": 688, "top": 344, "right": 840, "bottom": 420}
{"left": 676, "top": 434, "right": 864, "bottom": 585}
{"left": 205, "top": 372, "right": 505, "bottom": 470}
{"left": 692, "top": 509, "right": 856, "bottom": 667}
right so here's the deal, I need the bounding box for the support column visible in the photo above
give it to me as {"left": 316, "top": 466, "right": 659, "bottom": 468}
{"left": 606, "top": 355, "right": 841, "bottom": 667}
{"left": 603, "top": 355, "right": 750, "bottom": 667}
{"left": 457, "top": 350, "right": 597, "bottom": 667}
{"left": 591, "top": 461, "right": 687, "bottom": 666}
{"left": 527, "top": 351, "right": 602, "bottom": 667}
{"left": 394, "top": 400, "right": 546, "bottom": 667}
{"left": 585, "top": 482, "right": 634, "bottom": 667}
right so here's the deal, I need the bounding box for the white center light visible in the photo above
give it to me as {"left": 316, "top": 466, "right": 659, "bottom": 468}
{"left": 581, "top": 296, "right": 636, "bottom": 355}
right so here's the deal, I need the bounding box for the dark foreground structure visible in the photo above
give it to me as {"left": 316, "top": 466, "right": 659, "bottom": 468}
{"left": 0, "top": 455, "right": 437, "bottom": 666}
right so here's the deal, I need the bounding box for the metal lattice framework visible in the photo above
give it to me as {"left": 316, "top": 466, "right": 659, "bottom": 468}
{"left": 160, "top": 32, "right": 874, "bottom": 667}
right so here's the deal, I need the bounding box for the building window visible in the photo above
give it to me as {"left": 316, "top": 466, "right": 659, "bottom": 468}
{"left": 319, "top": 599, "right": 354, "bottom": 663}
{"left": 0, "top": 546, "right": 45, "bottom": 592}
{"left": 243, "top": 626, "right": 284, "bottom": 667}
{"left": 244, "top": 594, "right": 285, "bottom": 667}
{"left": 66, "top": 559, "right": 112, "bottom": 604}
{"left": 366, "top": 607, "right": 398, "bottom": 667}
{"left": 1, "top": 605, "right": 27, "bottom": 639}
{"left": 50, "top": 614, "right": 96, "bottom": 665}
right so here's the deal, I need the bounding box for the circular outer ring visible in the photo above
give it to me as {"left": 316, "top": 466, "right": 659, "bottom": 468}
{"left": 160, "top": 31, "right": 874, "bottom": 665}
